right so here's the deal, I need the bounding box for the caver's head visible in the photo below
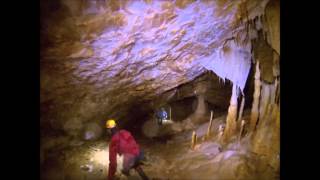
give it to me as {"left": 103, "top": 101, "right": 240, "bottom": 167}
{"left": 106, "top": 119, "right": 118, "bottom": 136}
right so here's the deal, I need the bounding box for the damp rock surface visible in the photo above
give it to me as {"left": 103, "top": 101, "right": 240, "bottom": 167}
{"left": 40, "top": 0, "right": 274, "bottom": 137}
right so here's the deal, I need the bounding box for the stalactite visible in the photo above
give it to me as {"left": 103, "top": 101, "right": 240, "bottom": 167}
{"left": 275, "top": 77, "right": 280, "bottom": 104}
{"left": 238, "top": 119, "right": 246, "bottom": 144}
{"left": 223, "top": 84, "right": 238, "bottom": 142}
{"left": 250, "top": 61, "right": 261, "bottom": 131}
{"left": 237, "top": 92, "right": 245, "bottom": 123}
{"left": 259, "top": 83, "right": 271, "bottom": 120}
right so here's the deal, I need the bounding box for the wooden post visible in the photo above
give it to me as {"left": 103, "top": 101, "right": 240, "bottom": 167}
{"left": 170, "top": 106, "right": 172, "bottom": 121}
{"left": 191, "top": 131, "right": 197, "bottom": 150}
{"left": 206, "top": 111, "right": 214, "bottom": 139}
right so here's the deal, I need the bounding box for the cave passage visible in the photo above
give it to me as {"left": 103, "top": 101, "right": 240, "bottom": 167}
{"left": 40, "top": 0, "right": 280, "bottom": 180}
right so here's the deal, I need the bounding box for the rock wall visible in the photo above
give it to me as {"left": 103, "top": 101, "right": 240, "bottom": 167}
{"left": 249, "top": 0, "right": 280, "bottom": 171}
{"left": 40, "top": 0, "right": 272, "bottom": 140}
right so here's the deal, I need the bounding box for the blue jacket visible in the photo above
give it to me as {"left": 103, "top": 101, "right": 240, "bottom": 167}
{"left": 156, "top": 110, "right": 167, "bottom": 119}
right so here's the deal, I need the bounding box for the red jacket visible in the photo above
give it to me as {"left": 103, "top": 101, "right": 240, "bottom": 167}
{"left": 108, "top": 130, "right": 140, "bottom": 180}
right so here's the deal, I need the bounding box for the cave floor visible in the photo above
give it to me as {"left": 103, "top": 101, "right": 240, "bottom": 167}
{"left": 41, "top": 115, "right": 279, "bottom": 180}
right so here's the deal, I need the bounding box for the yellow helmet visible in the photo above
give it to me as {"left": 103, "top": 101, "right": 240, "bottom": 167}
{"left": 106, "top": 119, "right": 116, "bottom": 129}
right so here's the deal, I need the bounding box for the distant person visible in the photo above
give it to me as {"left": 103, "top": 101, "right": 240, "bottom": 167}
{"left": 106, "top": 119, "right": 149, "bottom": 180}
{"left": 155, "top": 107, "right": 168, "bottom": 125}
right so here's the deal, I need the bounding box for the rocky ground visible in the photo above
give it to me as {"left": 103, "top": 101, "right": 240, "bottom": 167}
{"left": 41, "top": 112, "right": 279, "bottom": 180}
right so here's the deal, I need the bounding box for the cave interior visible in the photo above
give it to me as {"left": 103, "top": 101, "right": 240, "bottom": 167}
{"left": 40, "top": 0, "right": 280, "bottom": 179}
